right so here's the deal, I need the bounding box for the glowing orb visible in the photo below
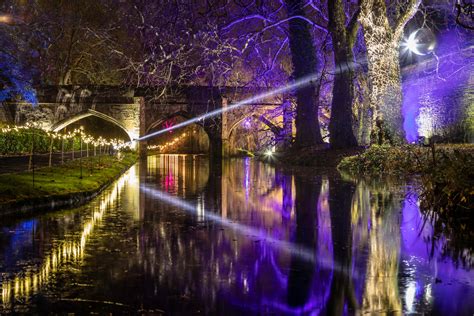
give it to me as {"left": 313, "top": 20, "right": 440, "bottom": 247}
{"left": 0, "top": 14, "right": 13, "bottom": 24}
{"left": 403, "top": 28, "right": 437, "bottom": 56}
{"left": 242, "top": 118, "right": 252, "bottom": 129}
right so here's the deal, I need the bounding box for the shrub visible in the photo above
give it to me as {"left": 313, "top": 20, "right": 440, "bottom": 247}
{"left": 337, "top": 145, "right": 421, "bottom": 175}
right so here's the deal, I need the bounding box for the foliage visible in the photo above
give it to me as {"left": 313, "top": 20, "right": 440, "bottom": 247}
{"left": 0, "top": 153, "right": 137, "bottom": 205}
{"left": 0, "top": 21, "right": 37, "bottom": 104}
{"left": 338, "top": 144, "right": 474, "bottom": 211}
{"left": 419, "top": 149, "right": 474, "bottom": 265}
{"left": 339, "top": 144, "right": 474, "bottom": 266}
{"left": 337, "top": 145, "right": 421, "bottom": 175}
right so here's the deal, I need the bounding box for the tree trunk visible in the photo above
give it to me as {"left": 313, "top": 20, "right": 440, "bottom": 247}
{"left": 359, "top": 0, "right": 420, "bottom": 145}
{"left": 327, "top": 0, "right": 358, "bottom": 148}
{"left": 285, "top": 0, "right": 324, "bottom": 147}
{"left": 365, "top": 35, "right": 405, "bottom": 144}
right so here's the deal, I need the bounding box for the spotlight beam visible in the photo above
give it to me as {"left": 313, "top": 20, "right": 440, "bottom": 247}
{"left": 134, "top": 59, "right": 365, "bottom": 143}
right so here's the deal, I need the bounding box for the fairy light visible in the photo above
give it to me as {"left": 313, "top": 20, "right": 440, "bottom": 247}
{"left": 0, "top": 124, "right": 133, "bottom": 153}
{"left": 147, "top": 132, "right": 188, "bottom": 152}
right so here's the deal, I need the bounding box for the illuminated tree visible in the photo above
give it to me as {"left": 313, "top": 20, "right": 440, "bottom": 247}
{"left": 103, "top": 1, "right": 239, "bottom": 98}
{"left": 0, "top": 6, "right": 37, "bottom": 104}
{"left": 0, "top": 0, "right": 126, "bottom": 86}
{"left": 217, "top": 1, "right": 329, "bottom": 147}
{"left": 358, "top": 0, "right": 421, "bottom": 144}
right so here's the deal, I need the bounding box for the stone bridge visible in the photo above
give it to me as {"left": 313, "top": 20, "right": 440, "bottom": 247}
{"left": 0, "top": 85, "right": 291, "bottom": 157}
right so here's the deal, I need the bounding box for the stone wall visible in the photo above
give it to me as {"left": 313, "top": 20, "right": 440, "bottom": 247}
{"left": 0, "top": 86, "right": 141, "bottom": 142}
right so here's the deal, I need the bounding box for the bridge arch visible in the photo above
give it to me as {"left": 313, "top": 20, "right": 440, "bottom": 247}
{"left": 49, "top": 109, "right": 134, "bottom": 141}
{"left": 226, "top": 112, "right": 283, "bottom": 154}
{"left": 145, "top": 111, "right": 197, "bottom": 135}
{"left": 145, "top": 111, "right": 211, "bottom": 154}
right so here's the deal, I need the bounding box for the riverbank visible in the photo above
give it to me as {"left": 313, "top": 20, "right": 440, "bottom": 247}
{"left": 262, "top": 143, "right": 473, "bottom": 229}
{"left": 337, "top": 143, "right": 474, "bottom": 206}
{"left": 0, "top": 153, "right": 138, "bottom": 216}
{"left": 260, "top": 144, "right": 365, "bottom": 169}
{"left": 338, "top": 144, "right": 474, "bottom": 260}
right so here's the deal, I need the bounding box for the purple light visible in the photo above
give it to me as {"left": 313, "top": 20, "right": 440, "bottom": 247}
{"left": 140, "top": 183, "right": 355, "bottom": 276}
{"left": 242, "top": 118, "right": 252, "bottom": 129}
{"left": 402, "top": 93, "right": 420, "bottom": 143}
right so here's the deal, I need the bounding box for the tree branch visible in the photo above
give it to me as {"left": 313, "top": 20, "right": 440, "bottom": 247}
{"left": 347, "top": 7, "right": 361, "bottom": 48}
{"left": 222, "top": 14, "right": 269, "bottom": 31}
{"left": 260, "top": 15, "right": 327, "bottom": 33}
{"left": 394, "top": 0, "right": 421, "bottom": 35}
{"left": 223, "top": 14, "right": 327, "bottom": 33}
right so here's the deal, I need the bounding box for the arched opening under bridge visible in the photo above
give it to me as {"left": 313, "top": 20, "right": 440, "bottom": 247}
{"left": 228, "top": 114, "right": 281, "bottom": 155}
{"left": 51, "top": 110, "right": 133, "bottom": 142}
{"left": 146, "top": 114, "right": 210, "bottom": 154}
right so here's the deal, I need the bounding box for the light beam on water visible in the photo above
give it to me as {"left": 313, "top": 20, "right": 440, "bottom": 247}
{"left": 140, "top": 184, "right": 357, "bottom": 277}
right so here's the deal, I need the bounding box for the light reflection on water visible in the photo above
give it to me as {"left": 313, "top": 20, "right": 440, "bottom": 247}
{"left": 0, "top": 155, "right": 473, "bottom": 314}
{"left": 1, "top": 166, "right": 137, "bottom": 309}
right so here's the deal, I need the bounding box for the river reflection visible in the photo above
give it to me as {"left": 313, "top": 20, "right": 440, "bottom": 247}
{"left": 0, "top": 155, "right": 473, "bottom": 314}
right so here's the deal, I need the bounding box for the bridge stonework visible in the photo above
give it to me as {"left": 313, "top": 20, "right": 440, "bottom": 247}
{"left": 0, "top": 86, "right": 288, "bottom": 157}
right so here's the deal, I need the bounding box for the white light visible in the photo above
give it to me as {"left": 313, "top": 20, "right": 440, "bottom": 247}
{"left": 406, "top": 34, "right": 419, "bottom": 54}
{"left": 402, "top": 29, "right": 436, "bottom": 56}
{"left": 405, "top": 281, "right": 417, "bottom": 312}
{"left": 265, "top": 150, "right": 273, "bottom": 157}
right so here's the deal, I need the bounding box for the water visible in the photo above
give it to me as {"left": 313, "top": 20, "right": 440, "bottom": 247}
{"left": 0, "top": 155, "right": 473, "bottom": 314}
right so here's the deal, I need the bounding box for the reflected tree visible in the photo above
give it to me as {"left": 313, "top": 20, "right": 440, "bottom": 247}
{"left": 325, "top": 177, "right": 358, "bottom": 314}
{"left": 287, "top": 175, "right": 320, "bottom": 307}
{"left": 359, "top": 182, "right": 402, "bottom": 312}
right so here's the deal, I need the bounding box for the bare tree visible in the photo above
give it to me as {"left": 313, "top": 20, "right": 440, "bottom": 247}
{"left": 285, "top": 0, "right": 324, "bottom": 147}
{"left": 327, "top": 0, "right": 359, "bottom": 148}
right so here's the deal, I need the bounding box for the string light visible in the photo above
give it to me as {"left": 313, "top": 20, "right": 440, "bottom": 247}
{"left": 147, "top": 132, "right": 188, "bottom": 152}
{"left": 0, "top": 124, "right": 133, "bottom": 152}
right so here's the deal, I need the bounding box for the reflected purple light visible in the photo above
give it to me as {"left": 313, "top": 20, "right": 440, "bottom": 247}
{"left": 141, "top": 184, "right": 317, "bottom": 262}
{"left": 140, "top": 183, "right": 355, "bottom": 282}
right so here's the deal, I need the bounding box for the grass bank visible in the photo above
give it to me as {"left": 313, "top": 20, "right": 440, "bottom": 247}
{"left": 0, "top": 152, "right": 138, "bottom": 215}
